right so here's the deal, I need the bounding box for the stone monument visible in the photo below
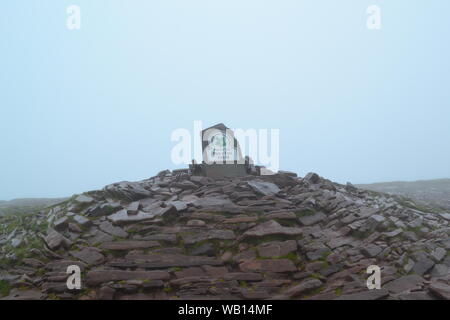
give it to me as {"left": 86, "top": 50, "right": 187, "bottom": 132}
{"left": 189, "top": 123, "right": 262, "bottom": 177}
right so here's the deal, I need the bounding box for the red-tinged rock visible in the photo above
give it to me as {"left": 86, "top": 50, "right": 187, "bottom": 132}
{"left": 239, "top": 259, "right": 297, "bottom": 273}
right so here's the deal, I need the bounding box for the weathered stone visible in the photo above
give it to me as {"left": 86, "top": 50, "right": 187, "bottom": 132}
{"left": 75, "top": 195, "right": 94, "bottom": 204}
{"left": 298, "top": 212, "right": 326, "bottom": 226}
{"left": 265, "top": 211, "right": 297, "bottom": 220}
{"left": 126, "top": 201, "right": 141, "bottom": 215}
{"left": 22, "top": 258, "right": 45, "bottom": 268}
{"left": 73, "top": 215, "right": 92, "bottom": 227}
{"left": 243, "top": 220, "right": 302, "bottom": 238}
{"left": 304, "top": 172, "right": 320, "bottom": 184}
{"left": 45, "top": 260, "right": 87, "bottom": 272}
{"left": 70, "top": 247, "right": 105, "bottom": 265}
{"left": 86, "top": 270, "right": 170, "bottom": 286}
{"left": 257, "top": 240, "right": 297, "bottom": 258}
{"left": 361, "top": 244, "right": 382, "bottom": 258}
{"left": 114, "top": 253, "right": 223, "bottom": 269}
{"left": 2, "top": 289, "right": 45, "bottom": 300}
{"left": 327, "top": 237, "right": 353, "bottom": 249}
{"left": 68, "top": 223, "right": 82, "bottom": 233}
{"left": 431, "top": 264, "right": 449, "bottom": 277}
{"left": 384, "top": 229, "right": 403, "bottom": 238}
{"left": 181, "top": 229, "right": 235, "bottom": 245}
{"left": 186, "top": 219, "right": 206, "bottom": 227}
{"left": 384, "top": 275, "right": 424, "bottom": 294}
{"left": 335, "top": 289, "right": 389, "bottom": 300}
{"left": 431, "top": 247, "right": 446, "bottom": 262}
{"left": 429, "top": 282, "right": 450, "bottom": 299}
{"left": 100, "top": 241, "right": 159, "bottom": 251}
{"left": 284, "top": 279, "right": 323, "bottom": 298}
{"left": 239, "top": 259, "right": 297, "bottom": 273}
{"left": 54, "top": 217, "right": 69, "bottom": 231}
{"left": 98, "top": 286, "right": 115, "bottom": 300}
{"left": 87, "top": 230, "right": 114, "bottom": 245}
{"left": 108, "top": 206, "right": 177, "bottom": 224}
{"left": 103, "top": 181, "right": 152, "bottom": 201}
{"left": 189, "top": 243, "right": 216, "bottom": 256}
{"left": 44, "top": 229, "right": 72, "bottom": 250}
{"left": 398, "top": 292, "right": 433, "bottom": 300}
{"left": 413, "top": 258, "right": 435, "bottom": 276}
{"left": 223, "top": 273, "right": 263, "bottom": 281}
{"left": 247, "top": 180, "right": 280, "bottom": 196}
{"left": 223, "top": 216, "right": 258, "bottom": 224}
{"left": 99, "top": 221, "right": 128, "bottom": 238}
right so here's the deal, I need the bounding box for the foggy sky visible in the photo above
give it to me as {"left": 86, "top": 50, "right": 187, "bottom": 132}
{"left": 1, "top": 1, "right": 450, "bottom": 200}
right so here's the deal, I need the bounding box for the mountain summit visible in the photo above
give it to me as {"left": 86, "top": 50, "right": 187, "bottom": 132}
{"left": 1, "top": 170, "right": 450, "bottom": 300}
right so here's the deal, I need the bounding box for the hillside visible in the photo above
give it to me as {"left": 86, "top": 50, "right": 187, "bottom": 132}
{"left": 0, "top": 170, "right": 449, "bottom": 300}
{"left": 358, "top": 179, "right": 450, "bottom": 211}
{"left": 0, "top": 198, "right": 68, "bottom": 217}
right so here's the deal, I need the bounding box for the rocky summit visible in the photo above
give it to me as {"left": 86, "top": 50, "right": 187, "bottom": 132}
{"left": 1, "top": 170, "right": 450, "bottom": 300}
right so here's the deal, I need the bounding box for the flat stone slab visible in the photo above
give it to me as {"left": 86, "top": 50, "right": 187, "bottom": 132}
{"left": 45, "top": 260, "right": 88, "bottom": 272}
{"left": 335, "top": 289, "right": 389, "bottom": 300}
{"left": 70, "top": 247, "right": 105, "bottom": 265}
{"left": 107, "top": 206, "right": 177, "bottom": 224}
{"left": 429, "top": 282, "right": 450, "bottom": 299}
{"left": 284, "top": 279, "right": 323, "bottom": 298}
{"left": 257, "top": 240, "right": 297, "bottom": 258}
{"left": 99, "top": 221, "right": 128, "bottom": 238}
{"left": 86, "top": 270, "right": 170, "bottom": 286}
{"left": 327, "top": 237, "right": 353, "bottom": 249}
{"left": 181, "top": 229, "right": 236, "bottom": 245}
{"left": 361, "top": 244, "right": 382, "bottom": 258}
{"left": 100, "top": 241, "right": 160, "bottom": 251}
{"left": 243, "top": 220, "right": 303, "bottom": 238}
{"left": 73, "top": 215, "right": 92, "bottom": 227}
{"left": 1, "top": 289, "right": 46, "bottom": 300}
{"left": 298, "top": 212, "right": 326, "bottom": 226}
{"left": 247, "top": 180, "right": 280, "bottom": 196}
{"left": 239, "top": 259, "right": 297, "bottom": 273}
{"left": 383, "top": 275, "right": 424, "bottom": 294}
{"left": 109, "top": 253, "right": 223, "bottom": 269}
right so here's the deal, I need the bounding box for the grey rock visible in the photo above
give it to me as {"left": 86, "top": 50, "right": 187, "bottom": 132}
{"left": 126, "top": 201, "right": 141, "bottom": 215}
{"left": 44, "top": 229, "right": 72, "bottom": 250}
{"left": 99, "top": 221, "right": 128, "bottom": 238}
{"left": 361, "top": 244, "right": 382, "bottom": 258}
{"left": 413, "top": 258, "right": 435, "bottom": 275}
{"left": 429, "top": 282, "right": 450, "bottom": 299}
{"left": 100, "top": 241, "right": 160, "bottom": 251}
{"left": 298, "top": 212, "right": 326, "bottom": 226}
{"left": 431, "top": 247, "right": 446, "bottom": 262}
{"left": 239, "top": 259, "right": 297, "bottom": 273}
{"left": 257, "top": 240, "right": 297, "bottom": 258}
{"left": 304, "top": 172, "right": 320, "bottom": 184}
{"left": 243, "top": 220, "right": 302, "bottom": 238}
{"left": 284, "top": 279, "right": 322, "bottom": 298}
{"left": 384, "top": 275, "right": 424, "bottom": 294}
{"left": 86, "top": 270, "right": 170, "bottom": 286}
{"left": 108, "top": 205, "right": 177, "bottom": 224}
{"left": 54, "top": 217, "right": 69, "bottom": 231}
{"left": 335, "top": 289, "right": 389, "bottom": 300}
{"left": 247, "top": 180, "right": 280, "bottom": 196}
{"left": 70, "top": 247, "right": 104, "bottom": 265}
{"left": 75, "top": 195, "right": 94, "bottom": 204}
{"left": 431, "top": 264, "right": 449, "bottom": 277}
{"left": 73, "top": 215, "right": 92, "bottom": 227}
